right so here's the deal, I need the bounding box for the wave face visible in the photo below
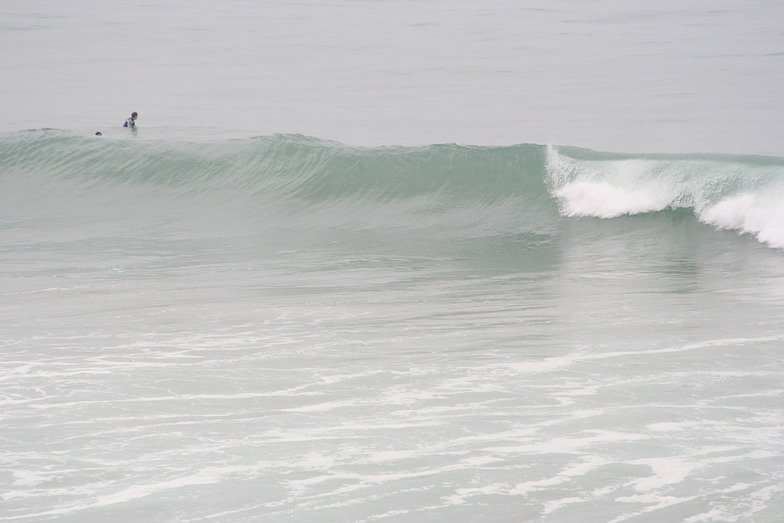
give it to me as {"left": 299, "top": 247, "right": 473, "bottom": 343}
{"left": 2, "top": 129, "right": 783, "bottom": 250}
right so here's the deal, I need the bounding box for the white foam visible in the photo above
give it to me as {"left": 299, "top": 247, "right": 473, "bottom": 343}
{"left": 546, "top": 146, "right": 784, "bottom": 249}
{"left": 511, "top": 455, "right": 613, "bottom": 495}
{"left": 627, "top": 457, "right": 700, "bottom": 492}
{"left": 5, "top": 463, "right": 267, "bottom": 520}
{"left": 499, "top": 335, "right": 784, "bottom": 374}
{"left": 554, "top": 181, "right": 670, "bottom": 218}
{"left": 542, "top": 496, "right": 587, "bottom": 515}
{"left": 281, "top": 399, "right": 357, "bottom": 412}
{"left": 699, "top": 192, "right": 784, "bottom": 248}
{"left": 445, "top": 483, "right": 507, "bottom": 505}
{"left": 11, "top": 470, "right": 49, "bottom": 487}
{"left": 546, "top": 146, "right": 674, "bottom": 218}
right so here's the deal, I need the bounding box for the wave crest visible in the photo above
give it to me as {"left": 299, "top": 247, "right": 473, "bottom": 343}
{"left": 546, "top": 145, "right": 784, "bottom": 248}
{"left": 2, "top": 130, "right": 783, "bottom": 249}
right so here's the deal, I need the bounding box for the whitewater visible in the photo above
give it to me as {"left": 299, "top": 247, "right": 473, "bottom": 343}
{"left": 2, "top": 131, "right": 784, "bottom": 522}
{"left": 3, "top": 0, "right": 784, "bottom": 522}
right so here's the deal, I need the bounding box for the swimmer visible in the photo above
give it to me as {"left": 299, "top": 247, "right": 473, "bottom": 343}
{"left": 123, "top": 112, "right": 138, "bottom": 128}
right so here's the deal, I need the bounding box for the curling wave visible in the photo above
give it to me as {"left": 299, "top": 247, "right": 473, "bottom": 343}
{"left": 2, "top": 129, "right": 783, "bottom": 249}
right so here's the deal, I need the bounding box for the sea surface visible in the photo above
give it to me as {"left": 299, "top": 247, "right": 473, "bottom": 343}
{"left": 2, "top": 1, "right": 784, "bottom": 523}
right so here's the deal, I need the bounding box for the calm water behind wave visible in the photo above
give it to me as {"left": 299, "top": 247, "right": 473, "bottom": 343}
{"left": 2, "top": 0, "right": 784, "bottom": 154}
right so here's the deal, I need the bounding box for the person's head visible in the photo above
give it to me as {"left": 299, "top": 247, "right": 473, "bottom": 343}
{"left": 95, "top": 131, "right": 102, "bottom": 136}
{"left": 131, "top": 112, "right": 138, "bottom": 119}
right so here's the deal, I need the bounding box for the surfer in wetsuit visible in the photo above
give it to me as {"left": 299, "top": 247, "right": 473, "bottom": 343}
{"left": 123, "top": 112, "right": 138, "bottom": 128}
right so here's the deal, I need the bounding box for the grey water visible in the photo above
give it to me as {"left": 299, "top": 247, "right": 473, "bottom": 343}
{"left": 2, "top": 2, "right": 784, "bottom": 522}
{"left": 2, "top": 0, "right": 784, "bottom": 155}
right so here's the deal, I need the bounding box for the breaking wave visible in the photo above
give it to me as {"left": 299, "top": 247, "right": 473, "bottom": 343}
{"left": 2, "top": 129, "right": 783, "bottom": 249}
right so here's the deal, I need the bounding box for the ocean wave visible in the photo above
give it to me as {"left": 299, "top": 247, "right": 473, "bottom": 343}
{"left": 546, "top": 145, "right": 784, "bottom": 249}
{"left": 2, "top": 129, "right": 783, "bottom": 249}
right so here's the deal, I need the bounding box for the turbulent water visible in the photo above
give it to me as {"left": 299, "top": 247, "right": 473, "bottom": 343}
{"left": 2, "top": 129, "right": 784, "bottom": 522}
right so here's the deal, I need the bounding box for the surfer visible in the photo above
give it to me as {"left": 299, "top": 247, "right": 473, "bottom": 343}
{"left": 123, "top": 112, "right": 138, "bottom": 128}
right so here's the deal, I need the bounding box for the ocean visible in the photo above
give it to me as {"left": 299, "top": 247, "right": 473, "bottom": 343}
{"left": 2, "top": 2, "right": 784, "bottom": 523}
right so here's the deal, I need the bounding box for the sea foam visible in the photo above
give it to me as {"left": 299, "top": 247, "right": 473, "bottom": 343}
{"left": 698, "top": 192, "right": 784, "bottom": 249}
{"left": 546, "top": 145, "right": 784, "bottom": 249}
